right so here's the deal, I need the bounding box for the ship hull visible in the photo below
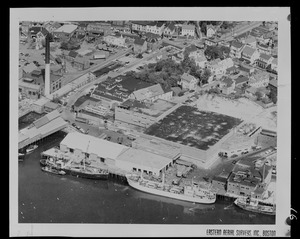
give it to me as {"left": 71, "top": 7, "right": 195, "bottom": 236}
{"left": 64, "top": 168, "right": 109, "bottom": 180}
{"left": 126, "top": 176, "right": 216, "bottom": 204}
{"left": 234, "top": 200, "right": 275, "bottom": 216}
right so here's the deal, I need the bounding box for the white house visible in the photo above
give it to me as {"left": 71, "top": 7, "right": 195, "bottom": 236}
{"left": 181, "top": 24, "right": 195, "bottom": 37}
{"left": 248, "top": 70, "right": 270, "bottom": 88}
{"left": 179, "top": 73, "right": 198, "bottom": 90}
{"left": 230, "top": 41, "right": 245, "bottom": 58}
{"left": 163, "top": 22, "right": 176, "bottom": 37}
{"left": 103, "top": 35, "right": 126, "bottom": 47}
{"left": 206, "top": 24, "right": 216, "bottom": 38}
{"left": 241, "top": 45, "right": 260, "bottom": 64}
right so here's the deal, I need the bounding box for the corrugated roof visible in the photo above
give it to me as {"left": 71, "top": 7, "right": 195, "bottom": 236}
{"left": 116, "top": 148, "right": 172, "bottom": 171}
{"left": 60, "top": 132, "right": 128, "bottom": 160}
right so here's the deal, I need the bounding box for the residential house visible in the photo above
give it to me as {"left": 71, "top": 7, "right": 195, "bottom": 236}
{"left": 103, "top": 35, "right": 126, "bottom": 47}
{"left": 230, "top": 41, "right": 245, "bottom": 58}
{"left": 129, "top": 83, "right": 172, "bottom": 102}
{"left": 257, "top": 42, "right": 272, "bottom": 55}
{"left": 205, "top": 37, "right": 220, "bottom": 47}
{"left": 193, "top": 54, "right": 207, "bottom": 68}
{"left": 73, "top": 55, "right": 90, "bottom": 71}
{"left": 65, "top": 50, "right": 78, "bottom": 62}
{"left": 268, "top": 78, "right": 277, "bottom": 95}
{"left": 131, "top": 21, "right": 150, "bottom": 32}
{"left": 179, "top": 73, "right": 199, "bottom": 90}
{"left": 179, "top": 44, "right": 197, "bottom": 58}
{"left": 248, "top": 70, "right": 270, "bottom": 88}
{"left": 22, "top": 62, "right": 38, "bottom": 75}
{"left": 181, "top": 24, "right": 195, "bottom": 37}
{"left": 133, "top": 38, "right": 147, "bottom": 54}
{"left": 270, "top": 58, "right": 278, "bottom": 72}
{"left": 256, "top": 53, "right": 273, "bottom": 69}
{"left": 146, "top": 22, "right": 165, "bottom": 35}
{"left": 52, "top": 24, "right": 78, "bottom": 42}
{"left": 43, "top": 21, "right": 62, "bottom": 33}
{"left": 163, "top": 22, "right": 176, "bottom": 37}
{"left": 241, "top": 45, "right": 260, "bottom": 64}
{"left": 219, "top": 77, "right": 235, "bottom": 95}
{"left": 76, "top": 22, "right": 88, "bottom": 39}
{"left": 35, "top": 28, "right": 49, "bottom": 49}
{"left": 171, "top": 87, "right": 181, "bottom": 96}
{"left": 143, "top": 32, "right": 162, "bottom": 51}
{"left": 234, "top": 75, "right": 249, "bottom": 88}
{"left": 28, "top": 26, "right": 46, "bottom": 39}
{"left": 206, "top": 24, "right": 216, "bottom": 38}
{"left": 226, "top": 65, "right": 239, "bottom": 75}
{"left": 207, "top": 58, "right": 234, "bottom": 76}
{"left": 243, "top": 35, "right": 257, "bottom": 48}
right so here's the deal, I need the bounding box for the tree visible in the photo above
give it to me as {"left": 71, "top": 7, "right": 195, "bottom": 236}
{"left": 255, "top": 91, "right": 264, "bottom": 100}
{"left": 269, "top": 90, "right": 277, "bottom": 104}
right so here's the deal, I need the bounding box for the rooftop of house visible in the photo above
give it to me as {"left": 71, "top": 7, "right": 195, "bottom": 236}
{"left": 251, "top": 70, "right": 270, "bottom": 81}
{"left": 234, "top": 75, "right": 249, "bottom": 85}
{"left": 269, "top": 78, "right": 278, "bottom": 88}
{"left": 68, "top": 50, "right": 78, "bottom": 58}
{"left": 119, "top": 98, "right": 177, "bottom": 118}
{"left": 19, "top": 79, "right": 41, "bottom": 90}
{"left": 222, "top": 77, "right": 234, "bottom": 87}
{"left": 184, "top": 44, "right": 198, "bottom": 55}
{"left": 260, "top": 53, "right": 272, "bottom": 61}
{"left": 242, "top": 45, "right": 256, "bottom": 56}
{"left": 231, "top": 40, "right": 244, "bottom": 49}
{"left": 244, "top": 35, "right": 257, "bottom": 44}
{"left": 22, "top": 62, "right": 38, "bottom": 74}
{"left": 54, "top": 24, "right": 78, "bottom": 34}
{"left": 246, "top": 86, "right": 257, "bottom": 94}
{"left": 29, "top": 26, "right": 47, "bottom": 35}
{"left": 181, "top": 24, "right": 195, "bottom": 31}
{"left": 156, "top": 21, "right": 165, "bottom": 28}
{"left": 271, "top": 57, "right": 278, "bottom": 65}
{"left": 134, "top": 37, "right": 146, "bottom": 46}
{"left": 38, "top": 28, "right": 49, "bottom": 36}
{"left": 181, "top": 72, "right": 196, "bottom": 83}
{"left": 165, "top": 22, "right": 175, "bottom": 31}
{"left": 144, "top": 32, "right": 161, "bottom": 42}
{"left": 74, "top": 55, "right": 89, "bottom": 64}
{"left": 206, "top": 24, "right": 216, "bottom": 31}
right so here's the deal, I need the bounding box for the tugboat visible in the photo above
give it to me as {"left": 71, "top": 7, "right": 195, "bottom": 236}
{"left": 41, "top": 165, "right": 66, "bottom": 176}
{"left": 126, "top": 173, "right": 216, "bottom": 204}
{"left": 234, "top": 196, "right": 276, "bottom": 215}
{"left": 26, "top": 144, "right": 38, "bottom": 154}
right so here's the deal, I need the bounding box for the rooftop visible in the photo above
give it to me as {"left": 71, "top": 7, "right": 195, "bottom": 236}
{"left": 116, "top": 148, "right": 172, "bottom": 171}
{"left": 54, "top": 24, "right": 78, "bottom": 34}
{"left": 181, "top": 24, "right": 195, "bottom": 31}
{"left": 119, "top": 98, "right": 177, "bottom": 118}
{"left": 132, "top": 83, "right": 165, "bottom": 101}
{"left": 269, "top": 78, "right": 277, "bottom": 87}
{"left": 260, "top": 53, "right": 272, "bottom": 61}
{"left": 145, "top": 105, "right": 243, "bottom": 150}
{"left": 242, "top": 45, "right": 256, "bottom": 56}
{"left": 181, "top": 72, "right": 196, "bottom": 83}
{"left": 134, "top": 38, "right": 146, "bottom": 46}
{"left": 131, "top": 21, "right": 152, "bottom": 26}
{"left": 234, "top": 75, "right": 249, "bottom": 85}
{"left": 60, "top": 132, "right": 128, "bottom": 160}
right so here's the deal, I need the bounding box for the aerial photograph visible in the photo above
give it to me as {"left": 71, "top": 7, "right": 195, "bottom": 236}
{"left": 12, "top": 8, "right": 290, "bottom": 235}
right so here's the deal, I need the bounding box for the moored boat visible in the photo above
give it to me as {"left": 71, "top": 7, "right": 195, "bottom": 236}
{"left": 64, "top": 165, "right": 109, "bottom": 180}
{"left": 41, "top": 166, "right": 66, "bottom": 175}
{"left": 126, "top": 173, "right": 216, "bottom": 204}
{"left": 26, "top": 144, "right": 38, "bottom": 153}
{"left": 234, "top": 196, "right": 276, "bottom": 215}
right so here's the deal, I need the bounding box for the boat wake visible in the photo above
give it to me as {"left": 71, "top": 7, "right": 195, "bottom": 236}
{"left": 224, "top": 204, "right": 234, "bottom": 210}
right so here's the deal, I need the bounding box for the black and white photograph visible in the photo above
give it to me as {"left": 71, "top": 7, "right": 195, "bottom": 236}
{"left": 10, "top": 7, "right": 291, "bottom": 237}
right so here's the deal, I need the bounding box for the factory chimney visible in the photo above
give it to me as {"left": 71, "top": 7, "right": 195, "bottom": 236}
{"left": 44, "top": 33, "right": 51, "bottom": 98}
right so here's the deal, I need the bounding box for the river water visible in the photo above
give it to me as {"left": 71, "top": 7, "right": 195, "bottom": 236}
{"left": 18, "top": 131, "right": 275, "bottom": 224}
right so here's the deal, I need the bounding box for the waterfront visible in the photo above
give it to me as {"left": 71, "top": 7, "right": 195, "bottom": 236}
{"left": 18, "top": 131, "right": 275, "bottom": 224}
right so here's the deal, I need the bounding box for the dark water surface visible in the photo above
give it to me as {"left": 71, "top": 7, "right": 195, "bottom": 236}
{"left": 18, "top": 131, "right": 275, "bottom": 224}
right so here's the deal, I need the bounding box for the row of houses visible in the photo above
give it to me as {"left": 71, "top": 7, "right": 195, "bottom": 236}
{"left": 131, "top": 21, "right": 196, "bottom": 38}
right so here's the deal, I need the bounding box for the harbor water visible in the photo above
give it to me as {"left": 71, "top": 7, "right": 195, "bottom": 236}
{"left": 18, "top": 131, "right": 275, "bottom": 224}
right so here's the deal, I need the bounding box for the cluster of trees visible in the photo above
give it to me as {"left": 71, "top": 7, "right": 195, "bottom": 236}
{"left": 204, "top": 45, "right": 230, "bottom": 60}
{"left": 60, "top": 39, "right": 81, "bottom": 50}
{"left": 124, "top": 53, "right": 212, "bottom": 90}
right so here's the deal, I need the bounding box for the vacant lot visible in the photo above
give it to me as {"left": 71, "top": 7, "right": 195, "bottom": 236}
{"left": 145, "top": 105, "right": 242, "bottom": 150}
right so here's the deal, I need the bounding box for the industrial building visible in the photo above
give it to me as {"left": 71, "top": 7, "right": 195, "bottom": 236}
{"left": 18, "top": 109, "right": 68, "bottom": 149}
{"left": 115, "top": 98, "right": 178, "bottom": 128}
{"left": 59, "top": 132, "right": 128, "bottom": 166}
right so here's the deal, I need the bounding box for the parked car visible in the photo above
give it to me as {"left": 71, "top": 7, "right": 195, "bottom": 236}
{"left": 241, "top": 150, "right": 249, "bottom": 155}
{"left": 232, "top": 160, "right": 237, "bottom": 164}
{"left": 231, "top": 154, "right": 238, "bottom": 158}
{"left": 72, "top": 123, "right": 76, "bottom": 127}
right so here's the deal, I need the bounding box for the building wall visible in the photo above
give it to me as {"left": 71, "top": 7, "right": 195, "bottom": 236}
{"left": 115, "top": 159, "right": 162, "bottom": 176}
{"left": 19, "top": 85, "right": 41, "bottom": 100}
{"left": 115, "top": 107, "right": 157, "bottom": 128}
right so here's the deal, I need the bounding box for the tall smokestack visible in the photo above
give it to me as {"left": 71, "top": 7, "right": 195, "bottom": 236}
{"left": 44, "top": 33, "right": 51, "bottom": 98}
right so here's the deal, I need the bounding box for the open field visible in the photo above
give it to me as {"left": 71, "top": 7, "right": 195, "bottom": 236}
{"left": 145, "top": 105, "right": 242, "bottom": 150}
